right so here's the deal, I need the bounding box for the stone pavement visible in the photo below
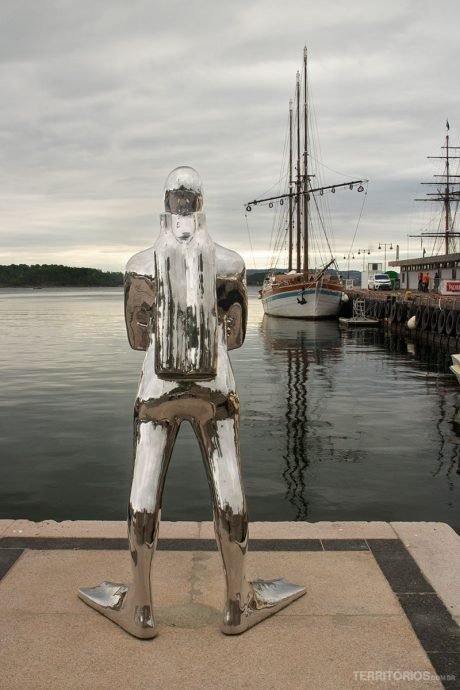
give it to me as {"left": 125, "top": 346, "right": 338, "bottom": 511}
{"left": 0, "top": 521, "right": 459, "bottom": 690}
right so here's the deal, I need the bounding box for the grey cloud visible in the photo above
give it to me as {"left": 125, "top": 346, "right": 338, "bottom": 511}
{"left": 0, "top": 0, "right": 459, "bottom": 270}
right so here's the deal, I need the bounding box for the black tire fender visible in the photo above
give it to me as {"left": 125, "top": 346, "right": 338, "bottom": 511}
{"left": 445, "top": 310, "right": 456, "bottom": 337}
{"left": 430, "top": 308, "right": 440, "bottom": 331}
{"left": 415, "top": 306, "right": 424, "bottom": 328}
{"left": 390, "top": 302, "right": 398, "bottom": 322}
{"left": 397, "top": 302, "right": 407, "bottom": 323}
{"left": 437, "top": 310, "right": 447, "bottom": 334}
{"left": 384, "top": 300, "right": 392, "bottom": 317}
{"left": 421, "top": 307, "right": 432, "bottom": 331}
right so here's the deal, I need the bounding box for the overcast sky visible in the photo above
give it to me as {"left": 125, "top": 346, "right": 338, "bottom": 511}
{"left": 1, "top": 0, "right": 459, "bottom": 272}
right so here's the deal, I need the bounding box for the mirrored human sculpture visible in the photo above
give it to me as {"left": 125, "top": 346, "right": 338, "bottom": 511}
{"left": 78, "top": 166, "right": 305, "bottom": 637}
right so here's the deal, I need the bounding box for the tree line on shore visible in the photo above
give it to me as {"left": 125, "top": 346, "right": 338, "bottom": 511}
{"left": 0, "top": 264, "right": 298, "bottom": 288}
{"left": 0, "top": 264, "right": 123, "bottom": 287}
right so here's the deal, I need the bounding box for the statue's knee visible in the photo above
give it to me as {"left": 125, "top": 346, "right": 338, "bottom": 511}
{"left": 129, "top": 508, "right": 157, "bottom": 547}
{"left": 215, "top": 500, "right": 248, "bottom": 543}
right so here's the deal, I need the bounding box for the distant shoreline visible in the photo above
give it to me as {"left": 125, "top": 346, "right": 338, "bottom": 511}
{"left": 0, "top": 284, "right": 123, "bottom": 289}
{"left": 0, "top": 263, "right": 269, "bottom": 287}
{"left": 0, "top": 261, "right": 362, "bottom": 288}
{"left": 0, "top": 264, "right": 123, "bottom": 288}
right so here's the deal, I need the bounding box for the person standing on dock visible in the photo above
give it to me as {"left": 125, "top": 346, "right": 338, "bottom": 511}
{"left": 418, "top": 272, "right": 423, "bottom": 291}
{"left": 423, "top": 272, "right": 430, "bottom": 292}
{"left": 434, "top": 272, "right": 440, "bottom": 292}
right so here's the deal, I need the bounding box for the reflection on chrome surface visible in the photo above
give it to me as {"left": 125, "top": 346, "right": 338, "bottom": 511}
{"left": 79, "top": 167, "right": 305, "bottom": 637}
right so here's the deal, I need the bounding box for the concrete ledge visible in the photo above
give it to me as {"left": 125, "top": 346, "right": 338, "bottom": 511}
{"left": 2, "top": 520, "right": 201, "bottom": 539}
{"left": 0, "top": 520, "right": 14, "bottom": 537}
{"left": 2, "top": 520, "right": 398, "bottom": 540}
{"left": 205, "top": 521, "right": 398, "bottom": 540}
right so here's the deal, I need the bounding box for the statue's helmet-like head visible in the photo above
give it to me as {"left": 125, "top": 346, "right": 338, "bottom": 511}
{"left": 164, "top": 166, "right": 203, "bottom": 215}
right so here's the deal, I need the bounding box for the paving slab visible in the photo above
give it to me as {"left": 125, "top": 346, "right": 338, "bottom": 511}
{"left": 0, "top": 550, "right": 194, "bottom": 614}
{"left": 391, "top": 522, "right": 460, "bottom": 619}
{"left": 194, "top": 551, "right": 402, "bottom": 617}
{"left": 0, "top": 610, "right": 443, "bottom": 690}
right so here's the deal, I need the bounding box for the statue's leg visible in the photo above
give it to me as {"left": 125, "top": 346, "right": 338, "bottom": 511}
{"left": 78, "top": 417, "right": 178, "bottom": 639}
{"left": 192, "top": 414, "right": 306, "bottom": 635}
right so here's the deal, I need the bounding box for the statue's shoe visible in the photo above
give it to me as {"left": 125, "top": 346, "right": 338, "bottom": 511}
{"left": 221, "top": 577, "right": 306, "bottom": 635}
{"left": 78, "top": 581, "right": 157, "bottom": 639}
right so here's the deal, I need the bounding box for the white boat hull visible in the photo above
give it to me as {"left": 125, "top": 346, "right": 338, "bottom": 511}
{"left": 261, "top": 285, "right": 343, "bottom": 319}
{"left": 450, "top": 355, "right": 460, "bottom": 384}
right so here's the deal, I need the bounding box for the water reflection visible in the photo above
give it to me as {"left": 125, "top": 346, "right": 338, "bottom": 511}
{"left": 342, "top": 326, "right": 454, "bottom": 374}
{"left": 341, "top": 326, "right": 460, "bottom": 485}
{"left": 384, "top": 330, "right": 460, "bottom": 481}
{"left": 1, "top": 288, "right": 459, "bottom": 528}
{"left": 434, "top": 392, "right": 460, "bottom": 485}
{"left": 261, "top": 317, "right": 341, "bottom": 519}
{"left": 260, "top": 316, "right": 460, "bottom": 524}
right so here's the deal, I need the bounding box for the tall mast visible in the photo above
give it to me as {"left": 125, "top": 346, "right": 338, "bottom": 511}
{"left": 414, "top": 123, "right": 460, "bottom": 255}
{"left": 445, "top": 132, "right": 450, "bottom": 255}
{"left": 288, "top": 99, "right": 293, "bottom": 271}
{"left": 303, "top": 47, "right": 309, "bottom": 273}
{"left": 296, "top": 71, "right": 301, "bottom": 272}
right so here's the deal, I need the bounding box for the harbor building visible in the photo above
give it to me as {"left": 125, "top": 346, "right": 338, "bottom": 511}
{"left": 390, "top": 253, "right": 460, "bottom": 295}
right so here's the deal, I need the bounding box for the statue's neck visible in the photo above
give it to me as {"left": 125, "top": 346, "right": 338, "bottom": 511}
{"left": 159, "top": 212, "right": 208, "bottom": 244}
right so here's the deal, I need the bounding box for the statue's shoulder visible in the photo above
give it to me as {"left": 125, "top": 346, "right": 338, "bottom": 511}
{"left": 125, "top": 246, "right": 156, "bottom": 277}
{"left": 215, "top": 243, "right": 245, "bottom": 279}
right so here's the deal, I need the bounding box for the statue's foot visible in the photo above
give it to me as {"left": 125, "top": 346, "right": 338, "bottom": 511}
{"left": 221, "top": 578, "right": 306, "bottom": 635}
{"left": 78, "top": 581, "right": 156, "bottom": 639}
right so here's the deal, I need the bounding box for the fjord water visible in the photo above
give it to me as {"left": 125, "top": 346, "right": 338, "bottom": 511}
{"left": 1, "top": 287, "right": 459, "bottom": 530}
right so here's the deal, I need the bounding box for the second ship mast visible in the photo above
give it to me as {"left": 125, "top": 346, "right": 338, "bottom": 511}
{"left": 413, "top": 124, "right": 460, "bottom": 255}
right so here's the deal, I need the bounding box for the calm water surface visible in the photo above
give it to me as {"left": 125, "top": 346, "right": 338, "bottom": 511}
{"left": 1, "top": 287, "right": 459, "bottom": 529}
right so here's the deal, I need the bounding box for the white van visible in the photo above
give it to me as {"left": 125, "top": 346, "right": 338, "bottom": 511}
{"left": 368, "top": 273, "right": 392, "bottom": 290}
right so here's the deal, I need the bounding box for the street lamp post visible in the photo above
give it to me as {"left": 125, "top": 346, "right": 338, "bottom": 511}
{"left": 356, "top": 248, "right": 371, "bottom": 274}
{"left": 343, "top": 249, "right": 371, "bottom": 287}
{"left": 343, "top": 253, "right": 355, "bottom": 277}
{"left": 378, "top": 242, "right": 393, "bottom": 272}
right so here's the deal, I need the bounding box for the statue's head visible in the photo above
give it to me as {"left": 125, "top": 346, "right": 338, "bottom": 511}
{"left": 164, "top": 166, "right": 203, "bottom": 215}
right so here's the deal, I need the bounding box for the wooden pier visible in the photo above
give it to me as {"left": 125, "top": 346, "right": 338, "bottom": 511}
{"left": 341, "top": 288, "right": 460, "bottom": 353}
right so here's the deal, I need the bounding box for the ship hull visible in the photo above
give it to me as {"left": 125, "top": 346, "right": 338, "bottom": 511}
{"left": 261, "top": 282, "right": 343, "bottom": 319}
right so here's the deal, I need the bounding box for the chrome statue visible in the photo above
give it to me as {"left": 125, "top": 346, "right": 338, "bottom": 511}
{"left": 78, "top": 166, "right": 305, "bottom": 637}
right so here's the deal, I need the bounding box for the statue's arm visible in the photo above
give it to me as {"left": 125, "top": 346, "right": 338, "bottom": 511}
{"left": 215, "top": 245, "right": 247, "bottom": 350}
{"left": 124, "top": 248, "right": 156, "bottom": 351}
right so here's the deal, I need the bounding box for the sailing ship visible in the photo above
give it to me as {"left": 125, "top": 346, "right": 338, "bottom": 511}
{"left": 245, "top": 48, "right": 366, "bottom": 319}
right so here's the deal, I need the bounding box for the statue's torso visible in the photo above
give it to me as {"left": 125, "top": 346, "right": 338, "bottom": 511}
{"left": 154, "top": 214, "right": 218, "bottom": 380}
{"left": 124, "top": 213, "right": 247, "bottom": 401}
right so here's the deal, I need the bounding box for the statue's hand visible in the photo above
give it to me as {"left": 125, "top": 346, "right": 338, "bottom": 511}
{"left": 135, "top": 302, "right": 154, "bottom": 329}
{"left": 136, "top": 301, "right": 154, "bottom": 332}
{"left": 124, "top": 274, "right": 155, "bottom": 351}
{"left": 126, "top": 302, "right": 154, "bottom": 351}
{"left": 226, "top": 303, "right": 244, "bottom": 350}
